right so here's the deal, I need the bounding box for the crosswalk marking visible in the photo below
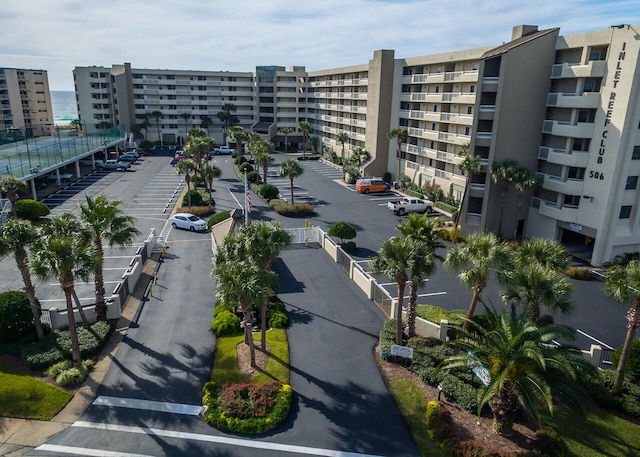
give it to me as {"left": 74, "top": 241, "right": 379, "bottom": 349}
{"left": 35, "top": 444, "right": 153, "bottom": 457}
{"left": 92, "top": 396, "right": 203, "bottom": 416}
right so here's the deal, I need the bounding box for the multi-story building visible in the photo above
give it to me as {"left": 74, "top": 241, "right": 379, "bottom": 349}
{"left": 74, "top": 23, "right": 640, "bottom": 265}
{"left": 0, "top": 67, "right": 54, "bottom": 136}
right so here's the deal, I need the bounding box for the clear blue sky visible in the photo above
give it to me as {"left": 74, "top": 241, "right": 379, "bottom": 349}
{"left": 2, "top": 0, "right": 639, "bottom": 91}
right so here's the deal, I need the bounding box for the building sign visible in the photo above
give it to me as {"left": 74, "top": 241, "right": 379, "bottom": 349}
{"left": 390, "top": 344, "right": 414, "bottom": 359}
{"left": 467, "top": 350, "right": 491, "bottom": 386}
{"left": 570, "top": 223, "right": 583, "bottom": 232}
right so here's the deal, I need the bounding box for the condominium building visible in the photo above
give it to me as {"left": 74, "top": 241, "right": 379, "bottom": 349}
{"left": 74, "top": 22, "right": 640, "bottom": 265}
{"left": 0, "top": 67, "right": 54, "bottom": 135}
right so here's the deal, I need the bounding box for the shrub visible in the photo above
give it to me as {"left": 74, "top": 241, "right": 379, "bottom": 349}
{"left": 202, "top": 381, "right": 292, "bottom": 434}
{"left": 564, "top": 266, "right": 592, "bottom": 280}
{"left": 247, "top": 171, "right": 260, "bottom": 184}
{"left": 45, "top": 359, "right": 94, "bottom": 386}
{"left": 235, "top": 156, "right": 247, "bottom": 165}
{"left": 182, "top": 205, "right": 215, "bottom": 218}
{"left": 434, "top": 201, "right": 457, "bottom": 213}
{"left": 211, "top": 310, "right": 241, "bottom": 336}
{"left": 257, "top": 184, "right": 279, "bottom": 200}
{"left": 378, "top": 319, "right": 397, "bottom": 354}
{"left": 268, "top": 310, "right": 288, "bottom": 329}
{"left": 416, "top": 304, "right": 465, "bottom": 326}
{"left": 239, "top": 163, "right": 254, "bottom": 174}
{"left": 405, "top": 189, "right": 424, "bottom": 198}
{"left": 182, "top": 190, "right": 204, "bottom": 207}
{"left": 342, "top": 165, "right": 360, "bottom": 184}
{"left": 0, "top": 291, "right": 34, "bottom": 342}
{"left": 425, "top": 401, "right": 453, "bottom": 443}
{"left": 15, "top": 199, "right": 50, "bottom": 220}
{"left": 207, "top": 210, "right": 231, "bottom": 229}
{"left": 612, "top": 338, "right": 640, "bottom": 381}
{"left": 272, "top": 201, "right": 315, "bottom": 217}
{"left": 328, "top": 221, "right": 356, "bottom": 244}
{"left": 535, "top": 426, "right": 566, "bottom": 457}
{"left": 139, "top": 140, "right": 154, "bottom": 151}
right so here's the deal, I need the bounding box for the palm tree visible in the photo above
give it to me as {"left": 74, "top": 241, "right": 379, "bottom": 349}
{"left": 70, "top": 119, "right": 81, "bottom": 136}
{"left": 279, "top": 127, "right": 293, "bottom": 151}
{"left": 140, "top": 119, "right": 151, "bottom": 140}
{"left": 511, "top": 168, "right": 539, "bottom": 238}
{"left": 200, "top": 115, "right": 213, "bottom": 136}
{"left": 175, "top": 159, "right": 198, "bottom": 208}
{"left": 299, "top": 121, "right": 312, "bottom": 158}
{"left": 0, "top": 176, "right": 27, "bottom": 218}
{"left": 278, "top": 158, "right": 304, "bottom": 205}
{"left": 602, "top": 259, "right": 640, "bottom": 395}
{"left": 78, "top": 194, "right": 141, "bottom": 322}
{"left": 31, "top": 214, "right": 98, "bottom": 367}
{"left": 455, "top": 143, "right": 481, "bottom": 228}
{"left": 247, "top": 131, "right": 260, "bottom": 151}
{"left": 252, "top": 140, "right": 275, "bottom": 184}
{"left": 239, "top": 221, "right": 292, "bottom": 348}
{"left": 229, "top": 126, "right": 248, "bottom": 158}
{"left": 214, "top": 258, "right": 271, "bottom": 367}
{"left": 512, "top": 238, "right": 570, "bottom": 273}
{"left": 397, "top": 213, "right": 445, "bottom": 256}
{"left": 200, "top": 164, "right": 222, "bottom": 203}
{"left": 490, "top": 160, "right": 520, "bottom": 236}
{"left": 216, "top": 103, "right": 238, "bottom": 145}
{"left": 179, "top": 112, "right": 191, "bottom": 144}
{"left": 150, "top": 110, "right": 163, "bottom": 145}
{"left": 0, "top": 219, "right": 44, "bottom": 340}
{"left": 501, "top": 262, "right": 574, "bottom": 322}
{"left": 351, "top": 147, "right": 370, "bottom": 167}
{"left": 336, "top": 131, "right": 349, "bottom": 160}
{"left": 308, "top": 136, "right": 319, "bottom": 155}
{"left": 442, "top": 305, "right": 595, "bottom": 435}
{"left": 444, "top": 232, "right": 512, "bottom": 330}
{"left": 185, "top": 135, "right": 214, "bottom": 170}
{"left": 388, "top": 127, "right": 408, "bottom": 179}
{"left": 370, "top": 236, "right": 412, "bottom": 345}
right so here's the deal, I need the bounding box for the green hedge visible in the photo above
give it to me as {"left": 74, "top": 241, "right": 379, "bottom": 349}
{"left": 16, "top": 199, "right": 50, "bottom": 220}
{"left": 0, "top": 291, "right": 34, "bottom": 343}
{"left": 257, "top": 184, "right": 279, "bottom": 200}
{"left": 271, "top": 201, "right": 315, "bottom": 217}
{"left": 207, "top": 210, "right": 231, "bottom": 229}
{"left": 211, "top": 310, "right": 241, "bottom": 336}
{"left": 416, "top": 304, "right": 465, "bottom": 326}
{"left": 434, "top": 201, "right": 456, "bottom": 213}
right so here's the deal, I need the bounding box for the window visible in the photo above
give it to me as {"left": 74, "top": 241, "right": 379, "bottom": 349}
{"left": 633, "top": 146, "right": 640, "bottom": 160}
{"left": 626, "top": 176, "right": 638, "bottom": 190}
{"left": 620, "top": 205, "right": 632, "bottom": 219}
{"left": 434, "top": 86, "right": 440, "bottom": 93}
{"left": 464, "top": 126, "right": 470, "bottom": 135}
{"left": 467, "top": 106, "right": 473, "bottom": 115}
{"left": 470, "top": 85, "right": 475, "bottom": 93}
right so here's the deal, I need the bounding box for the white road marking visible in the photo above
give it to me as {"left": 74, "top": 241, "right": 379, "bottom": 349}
{"left": 93, "top": 396, "right": 203, "bottom": 416}
{"left": 68, "top": 421, "right": 389, "bottom": 457}
{"left": 35, "top": 444, "right": 152, "bottom": 457}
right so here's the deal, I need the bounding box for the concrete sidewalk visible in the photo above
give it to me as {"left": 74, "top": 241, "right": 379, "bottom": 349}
{"left": 0, "top": 253, "right": 162, "bottom": 456}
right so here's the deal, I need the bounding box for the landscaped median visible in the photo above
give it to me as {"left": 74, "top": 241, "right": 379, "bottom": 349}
{"left": 201, "top": 328, "right": 292, "bottom": 434}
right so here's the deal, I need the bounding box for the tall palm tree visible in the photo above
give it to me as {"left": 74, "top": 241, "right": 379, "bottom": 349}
{"left": 200, "top": 164, "right": 222, "bottom": 203}
{"left": 140, "top": 119, "right": 151, "bottom": 140}
{"left": 216, "top": 103, "right": 238, "bottom": 145}
{"left": 511, "top": 167, "right": 539, "bottom": 238}
{"left": 187, "top": 126, "right": 207, "bottom": 139}
{"left": 455, "top": 143, "right": 481, "bottom": 228}
{"left": 247, "top": 131, "right": 260, "bottom": 151}
{"left": 278, "top": 158, "right": 304, "bottom": 205}
{"left": 179, "top": 112, "right": 191, "bottom": 144}
{"left": 299, "top": 121, "right": 312, "bottom": 159}
{"left": 214, "top": 258, "right": 271, "bottom": 367}
{"left": 200, "top": 115, "right": 213, "bottom": 137}
{"left": 229, "top": 126, "right": 248, "bottom": 158}
{"left": 185, "top": 135, "right": 214, "bottom": 171}
{"left": 150, "top": 110, "right": 163, "bottom": 145}
{"left": 442, "top": 305, "right": 595, "bottom": 435}
{"left": 240, "top": 221, "right": 292, "bottom": 348}
{"left": 0, "top": 176, "right": 28, "bottom": 218}
{"left": 252, "top": 140, "right": 275, "bottom": 184}
{"left": 444, "top": 232, "right": 512, "bottom": 330}
{"left": 370, "top": 236, "right": 413, "bottom": 345}
{"left": 78, "top": 194, "right": 141, "bottom": 322}
{"left": 175, "top": 159, "right": 198, "bottom": 208}
{"left": 31, "top": 214, "right": 98, "bottom": 367}
{"left": 279, "top": 127, "right": 293, "bottom": 151}
{"left": 336, "top": 131, "right": 349, "bottom": 160}
{"left": 512, "top": 238, "right": 570, "bottom": 273}
{"left": 388, "top": 127, "right": 408, "bottom": 179}
{"left": 351, "top": 147, "right": 370, "bottom": 167}
{"left": 491, "top": 159, "right": 520, "bottom": 236}
{"left": 308, "top": 136, "right": 319, "bottom": 155}
{"left": 0, "top": 219, "right": 44, "bottom": 340}
{"left": 501, "top": 262, "right": 574, "bottom": 322}
{"left": 602, "top": 259, "right": 640, "bottom": 395}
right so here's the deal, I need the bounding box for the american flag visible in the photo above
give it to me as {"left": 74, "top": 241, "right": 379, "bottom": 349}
{"left": 245, "top": 172, "right": 252, "bottom": 214}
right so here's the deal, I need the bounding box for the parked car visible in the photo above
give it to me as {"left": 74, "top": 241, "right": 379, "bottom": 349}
{"left": 34, "top": 178, "right": 48, "bottom": 190}
{"left": 102, "top": 160, "right": 130, "bottom": 171}
{"left": 211, "top": 146, "right": 234, "bottom": 155}
{"left": 170, "top": 157, "right": 184, "bottom": 165}
{"left": 46, "top": 172, "right": 73, "bottom": 182}
{"left": 355, "top": 177, "right": 391, "bottom": 194}
{"left": 119, "top": 153, "right": 137, "bottom": 162}
{"left": 79, "top": 158, "right": 105, "bottom": 168}
{"left": 387, "top": 197, "right": 434, "bottom": 215}
{"left": 169, "top": 213, "right": 207, "bottom": 232}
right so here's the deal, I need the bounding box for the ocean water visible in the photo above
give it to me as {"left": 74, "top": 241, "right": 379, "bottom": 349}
{"left": 50, "top": 90, "right": 78, "bottom": 126}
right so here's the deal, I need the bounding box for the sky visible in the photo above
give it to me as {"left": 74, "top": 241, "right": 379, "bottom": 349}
{"left": 2, "top": 0, "right": 640, "bottom": 91}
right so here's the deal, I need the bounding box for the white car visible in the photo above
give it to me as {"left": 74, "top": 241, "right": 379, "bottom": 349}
{"left": 103, "top": 160, "right": 130, "bottom": 171}
{"left": 170, "top": 213, "right": 207, "bottom": 232}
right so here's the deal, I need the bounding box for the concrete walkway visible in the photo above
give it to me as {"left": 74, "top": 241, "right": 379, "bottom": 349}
{"left": 0, "top": 253, "right": 162, "bottom": 456}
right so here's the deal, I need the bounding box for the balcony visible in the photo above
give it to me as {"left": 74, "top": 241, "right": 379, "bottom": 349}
{"left": 542, "top": 120, "right": 595, "bottom": 138}
{"left": 537, "top": 172, "right": 585, "bottom": 195}
{"left": 551, "top": 60, "right": 606, "bottom": 79}
{"left": 538, "top": 146, "right": 589, "bottom": 167}
{"left": 537, "top": 199, "right": 579, "bottom": 223}
{"left": 444, "top": 70, "right": 479, "bottom": 82}
{"left": 547, "top": 92, "right": 600, "bottom": 109}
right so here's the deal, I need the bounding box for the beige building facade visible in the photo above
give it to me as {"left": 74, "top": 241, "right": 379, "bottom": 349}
{"left": 0, "top": 67, "right": 54, "bottom": 136}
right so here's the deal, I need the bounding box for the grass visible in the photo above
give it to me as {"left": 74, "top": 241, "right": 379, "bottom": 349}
{"left": 211, "top": 328, "right": 290, "bottom": 385}
{"left": 389, "top": 378, "right": 448, "bottom": 457}
{"left": 545, "top": 407, "right": 640, "bottom": 457}
{"left": 0, "top": 361, "right": 72, "bottom": 420}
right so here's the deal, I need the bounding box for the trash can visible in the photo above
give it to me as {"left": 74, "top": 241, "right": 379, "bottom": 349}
{"left": 393, "top": 181, "right": 399, "bottom": 189}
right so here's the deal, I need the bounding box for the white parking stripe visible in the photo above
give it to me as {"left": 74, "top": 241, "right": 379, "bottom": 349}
{"left": 67, "top": 421, "right": 390, "bottom": 457}
{"left": 93, "top": 396, "right": 203, "bottom": 416}
{"left": 35, "top": 444, "right": 152, "bottom": 457}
